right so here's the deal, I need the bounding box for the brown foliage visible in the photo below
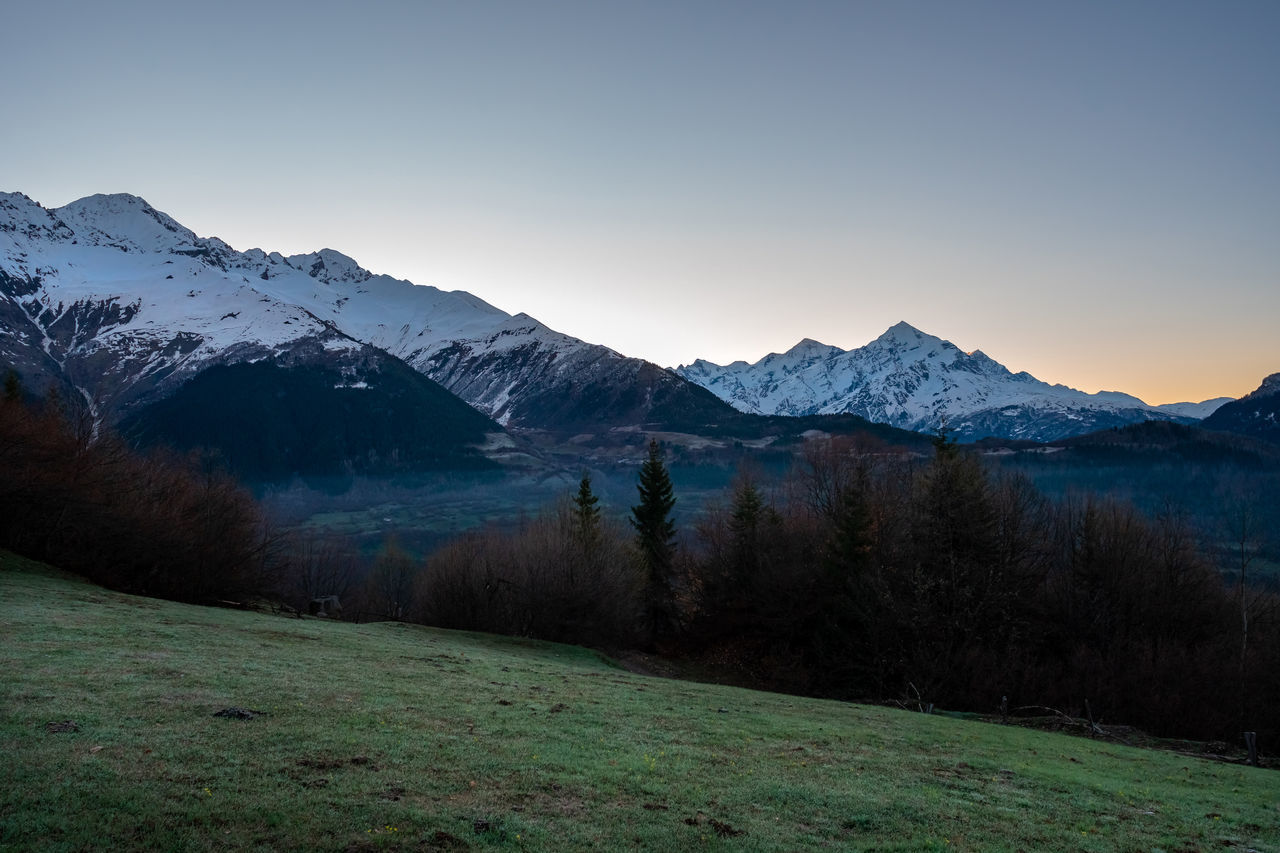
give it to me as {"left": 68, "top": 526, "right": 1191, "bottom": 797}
{"left": 417, "top": 499, "right": 642, "bottom": 647}
{"left": 0, "top": 389, "right": 278, "bottom": 604}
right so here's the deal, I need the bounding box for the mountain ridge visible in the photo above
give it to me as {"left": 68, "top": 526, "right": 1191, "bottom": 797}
{"left": 0, "top": 191, "right": 749, "bottom": 453}
{"left": 2, "top": 191, "right": 1247, "bottom": 451}
{"left": 1200, "top": 372, "right": 1280, "bottom": 445}
{"left": 676, "top": 322, "right": 1234, "bottom": 442}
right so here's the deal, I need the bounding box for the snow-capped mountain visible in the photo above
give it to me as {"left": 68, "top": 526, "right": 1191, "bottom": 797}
{"left": 0, "top": 192, "right": 506, "bottom": 476}
{"left": 0, "top": 192, "right": 730, "bottom": 442}
{"left": 0, "top": 192, "right": 353, "bottom": 422}
{"left": 255, "top": 247, "right": 722, "bottom": 430}
{"left": 676, "top": 322, "right": 1232, "bottom": 442}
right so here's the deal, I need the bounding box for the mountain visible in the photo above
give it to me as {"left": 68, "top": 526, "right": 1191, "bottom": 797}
{"left": 1200, "top": 373, "right": 1280, "bottom": 444}
{"left": 258, "top": 248, "right": 737, "bottom": 433}
{"left": 1150, "top": 397, "right": 1235, "bottom": 419}
{"left": 1, "top": 191, "right": 765, "bottom": 479}
{"left": 0, "top": 192, "right": 500, "bottom": 476}
{"left": 676, "top": 322, "right": 1232, "bottom": 442}
{"left": 118, "top": 347, "right": 500, "bottom": 479}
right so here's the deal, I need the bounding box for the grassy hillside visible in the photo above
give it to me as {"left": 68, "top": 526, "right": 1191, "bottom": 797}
{"left": 2, "top": 553, "right": 1277, "bottom": 852}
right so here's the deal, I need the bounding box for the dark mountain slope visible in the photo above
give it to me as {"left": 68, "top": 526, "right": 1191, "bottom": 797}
{"left": 1201, "top": 373, "right": 1280, "bottom": 444}
{"left": 121, "top": 344, "right": 499, "bottom": 480}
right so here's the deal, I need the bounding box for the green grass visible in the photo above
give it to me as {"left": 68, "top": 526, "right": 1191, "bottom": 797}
{"left": 2, "top": 552, "right": 1277, "bottom": 852}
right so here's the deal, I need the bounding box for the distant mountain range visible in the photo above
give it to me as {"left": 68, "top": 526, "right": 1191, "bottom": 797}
{"left": 0, "top": 192, "right": 734, "bottom": 436}
{"left": 1, "top": 191, "right": 1264, "bottom": 480}
{"left": 676, "top": 322, "right": 1233, "bottom": 442}
{"left": 1, "top": 192, "right": 762, "bottom": 478}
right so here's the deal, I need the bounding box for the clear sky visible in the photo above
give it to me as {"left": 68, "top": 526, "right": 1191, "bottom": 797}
{"left": 5, "top": 0, "right": 1277, "bottom": 403}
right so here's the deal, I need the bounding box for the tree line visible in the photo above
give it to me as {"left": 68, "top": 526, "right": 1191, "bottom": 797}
{"left": 684, "top": 435, "right": 1280, "bottom": 744}
{"left": 0, "top": 372, "right": 277, "bottom": 603}
{"left": 344, "top": 432, "right": 1278, "bottom": 744}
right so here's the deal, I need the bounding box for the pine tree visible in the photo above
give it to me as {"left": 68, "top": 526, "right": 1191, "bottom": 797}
{"left": 631, "top": 439, "right": 677, "bottom": 644}
{"left": 572, "top": 471, "right": 601, "bottom": 548}
{"left": 2, "top": 370, "right": 21, "bottom": 404}
{"left": 727, "top": 478, "right": 767, "bottom": 586}
{"left": 566, "top": 471, "right": 603, "bottom": 589}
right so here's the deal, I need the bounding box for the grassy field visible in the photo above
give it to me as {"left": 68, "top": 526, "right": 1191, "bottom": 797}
{"left": 2, "top": 552, "right": 1277, "bottom": 852}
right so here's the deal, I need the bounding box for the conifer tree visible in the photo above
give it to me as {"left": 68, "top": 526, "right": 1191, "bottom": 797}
{"left": 572, "top": 471, "right": 601, "bottom": 548}
{"left": 3, "top": 369, "right": 21, "bottom": 404}
{"left": 631, "top": 439, "right": 677, "bottom": 644}
{"left": 727, "top": 477, "right": 768, "bottom": 586}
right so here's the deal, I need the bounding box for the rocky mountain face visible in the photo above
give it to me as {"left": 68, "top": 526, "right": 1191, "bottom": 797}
{"left": 4, "top": 191, "right": 1244, "bottom": 459}
{"left": 258, "top": 248, "right": 736, "bottom": 432}
{"left": 1201, "top": 373, "right": 1280, "bottom": 444}
{"left": 0, "top": 193, "right": 500, "bottom": 475}
{"left": 676, "top": 322, "right": 1231, "bottom": 442}
{"left": 0, "top": 192, "right": 740, "bottom": 477}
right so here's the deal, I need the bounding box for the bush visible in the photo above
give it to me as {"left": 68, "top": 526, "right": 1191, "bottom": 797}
{"left": 417, "top": 500, "right": 642, "bottom": 648}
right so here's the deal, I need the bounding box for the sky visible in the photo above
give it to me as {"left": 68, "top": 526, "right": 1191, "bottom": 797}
{"left": 4, "top": 0, "right": 1277, "bottom": 404}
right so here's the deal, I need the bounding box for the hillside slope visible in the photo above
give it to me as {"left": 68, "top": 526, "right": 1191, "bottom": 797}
{"left": 2, "top": 555, "right": 1276, "bottom": 852}
{"left": 1202, "top": 372, "right": 1280, "bottom": 444}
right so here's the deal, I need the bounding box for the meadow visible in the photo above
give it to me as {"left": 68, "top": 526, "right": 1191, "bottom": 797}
{"left": 2, "top": 552, "right": 1277, "bottom": 852}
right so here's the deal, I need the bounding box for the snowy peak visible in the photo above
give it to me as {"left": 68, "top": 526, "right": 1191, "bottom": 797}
{"left": 781, "top": 337, "right": 844, "bottom": 362}
{"left": 0, "top": 192, "right": 76, "bottom": 244}
{"left": 4, "top": 189, "right": 717, "bottom": 434}
{"left": 55, "top": 194, "right": 199, "bottom": 254}
{"left": 675, "top": 321, "right": 1224, "bottom": 442}
{"left": 869, "top": 320, "right": 937, "bottom": 350}
{"left": 790, "top": 337, "right": 836, "bottom": 353}
{"left": 1152, "top": 398, "right": 1233, "bottom": 419}
{"left": 1093, "top": 390, "right": 1151, "bottom": 409}
{"left": 286, "top": 249, "right": 373, "bottom": 285}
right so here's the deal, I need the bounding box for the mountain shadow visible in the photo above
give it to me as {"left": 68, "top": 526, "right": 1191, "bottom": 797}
{"left": 121, "top": 356, "right": 500, "bottom": 481}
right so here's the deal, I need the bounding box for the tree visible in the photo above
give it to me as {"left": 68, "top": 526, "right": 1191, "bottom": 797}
{"left": 571, "top": 471, "right": 602, "bottom": 550}
{"left": 365, "top": 538, "right": 419, "bottom": 621}
{"left": 892, "top": 433, "right": 1001, "bottom": 704}
{"left": 2, "top": 370, "right": 21, "bottom": 404}
{"left": 631, "top": 439, "right": 677, "bottom": 645}
{"left": 725, "top": 473, "right": 784, "bottom": 592}
{"left": 695, "top": 474, "right": 773, "bottom": 626}
{"left": 1221, "top": 495, "right": 1266, "bottom": 732}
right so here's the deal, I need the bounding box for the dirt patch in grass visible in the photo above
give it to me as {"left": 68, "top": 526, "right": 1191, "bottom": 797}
{"left": 683, "top": 812, "right": 746, "bottom": 837}
{"left": 213, "top": 707, "right": 266, "bottom": 720}
{"left": 424, "top": 829, "right": 470, "bottom": 850}
{"left": 518, "top": 787, "right": 586, "bottom": 818}
{"left": 253, "top": 629, "right": 319, "bottom": 642}
{"left": 288, "top": 754, "right": 383, "bottom": 787}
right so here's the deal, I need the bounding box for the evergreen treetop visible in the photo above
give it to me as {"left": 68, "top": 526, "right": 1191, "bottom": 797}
{"left": 631, "top": 439, "right": 676, "bottom": 565}
{"left": 631, "top": 439, "right": 678, "bottom": 646}
{"left": 572, "top": 471, "right": 601, "bottom": 546}
{"left": 2, "top": 370, "right": 21, "bottom": 404}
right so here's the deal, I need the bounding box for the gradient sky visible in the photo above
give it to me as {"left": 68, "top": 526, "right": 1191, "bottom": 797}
{"left": 5, "top": 0, "right": 1277, "bottom": 403}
